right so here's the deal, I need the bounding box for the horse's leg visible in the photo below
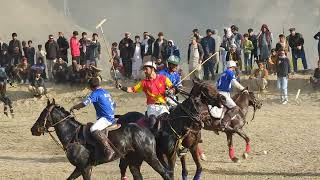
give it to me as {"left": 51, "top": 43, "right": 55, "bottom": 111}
{"left": 145, "top": 155, "right": 172, "bottom": 180}
{"left": 67, "top": 167, "right": 82, "bottom": 180}
{"left": 190, "top": 145, "right": 202, "bottom": 180}
{"left": 129, "top": 164, "right": 143, "bottom": 180}
{"left": 119, "top": 158, "right": 129, "bottom": 180}
{"left": 180, "top": 155, "right": 188, "bottom": 180}
{"left": 226, "top": 132, "right": 239, "bottom": 163}
{"left": 81, "top": 166, "right": 92, "bottom": 180}
{"left": 235, "top": 129, "right": 251, "bottom": 159}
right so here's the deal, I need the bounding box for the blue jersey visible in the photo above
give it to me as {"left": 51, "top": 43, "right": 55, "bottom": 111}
{"left": 158, "top": 68, "right": 182, "bottom": 87}
{"left": 83, "top": 88, "right": 116, "bottom": 123}
{"left": 216, "top": 69, "right": 235, "bottom": 92}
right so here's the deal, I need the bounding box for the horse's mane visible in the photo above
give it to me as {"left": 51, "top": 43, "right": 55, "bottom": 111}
{"left": 55, "top": 105, "right": 83, "bottom": 126}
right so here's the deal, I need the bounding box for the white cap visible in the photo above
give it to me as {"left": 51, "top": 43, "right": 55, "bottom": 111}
{"left": 143, "top": 61, "right": 157, "bottom": 69}
{"left": 227, "top": 61, "right": 237, "bottom": 68}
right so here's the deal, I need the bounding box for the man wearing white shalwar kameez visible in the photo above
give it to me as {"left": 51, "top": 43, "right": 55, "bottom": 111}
{"left": 132, "top": 36, "right": 143, "bottom": 81}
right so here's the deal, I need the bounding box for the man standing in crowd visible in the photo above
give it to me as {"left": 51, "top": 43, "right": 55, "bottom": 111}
{"left": 288, "top": 28, "right": 308, "bottom": 72}
{"left": 8, "top": 33, "right": 22, "bottom": 66}
{"left": 276, "top": 49, "right": 291, "bottom": 104}
{"left": 86, "top": 33, "right": 101, "bottom": 67}
{"left": 70, "top": 31, "right": 81, "bottom": 64}
{"left": 141, "top": 32, "right": 155, "bottom": 63}
{"left": 249, "top": 62, "right": 268, "bottom": 92}
{"left": 212, "top": 29, "right": 221, "bottom": 74}
{"left": 131, "top": 35, "right": 143, "bottom": 81}
{"left": 119, "top": 32, "right": 134, "bottom": 79}
{"left": 314, "top": 31, "right": 320, "bottom": 58}
{"left": 57, "top": 32, "right": 69, "bottom": 63}
{"left": 45, "top": 34, "right": 59, "bottom": 81}
{"left": 153, "top": 32, "right": 168, "bottom": 68}
{"left": 192, "top": 29, "right": 202, "bottom": 43}
{"left": 243, "top": 33, "right": 254, "bottom": 74}
{"left": 79, "top": 32, "right": 89, "bottom": 65}
{"left": 36, "top": 44, "right": 47, "bottom": 79}
{"left": 24, "top": 40, "right": 35, "bottom": 66}
{"left": 248, "top": 28, "right": 258, "bottom": 66}
{"left": 221, "top": 28, "right": 235, "bottom": 71}
{"left": 201, "top": 29, "right": 216, "bottom": 80}
{"left": 0, "top": 37, "right": 9, "bottom": 67}
{"left": 188, "top": 37, "right": 204, "bottom": 80}
{"left": 258, "top": 24, "right": 273, "bottom": 64}
{"left": 231, "top": 25, "right": 243, "bottom": 68}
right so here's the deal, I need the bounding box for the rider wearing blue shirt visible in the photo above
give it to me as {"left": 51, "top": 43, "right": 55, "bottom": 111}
{"left": 216, "top": 61, "right": 248, "bottom": 131}
{"left": 70, "top": 77, "right": 116, "bottom": 160}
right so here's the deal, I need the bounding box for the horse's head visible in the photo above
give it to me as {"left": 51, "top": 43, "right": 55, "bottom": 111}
{"left": 239, "top": 87, "right": 262, "bottom": 110}
{"left": 31, "top": 99, "right": 69, "bottom": 136}
{"left": 190, "top": 80, "right": 225, "bottom": 107}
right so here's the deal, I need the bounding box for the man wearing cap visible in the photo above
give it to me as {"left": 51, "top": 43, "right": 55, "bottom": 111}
{"left": 119, "top": 61, "right": 173, "bottom": 129}
{"left": 201, "top": 29, "right": 216, "bottom": 80}
{"left": 8, "top": 33, "right": 22, "bottom": 66}
{"left": 288, "top": 28, "right": 308, "bottom": 72}
{"left": 45, "top": 35, "right": 59, "bottom": 81}
{"left": 70, "top": 31, "right": 81, "bottom": 64}
{"left": 216, "top": 60, "right": 248, "bottom": 131}
{"left": 119, "top": 32, "right": 134, "bottom": 79}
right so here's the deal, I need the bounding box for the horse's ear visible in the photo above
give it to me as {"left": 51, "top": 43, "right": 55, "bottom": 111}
{"left": 52, "top": 98, "right": 56, "bottom": 105}
{"left": 47, "top": 99, "right": 51, "bottom": 106}
{"left": 245, "top": 86, "right": 249, "bottom": 90}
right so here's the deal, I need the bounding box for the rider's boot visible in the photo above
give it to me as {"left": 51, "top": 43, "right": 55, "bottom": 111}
{"left": 91, "top": 130, "right": 115, "bottom": 161}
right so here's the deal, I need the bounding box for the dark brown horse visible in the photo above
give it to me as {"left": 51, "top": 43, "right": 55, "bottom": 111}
{"left": 118, "top": 80, "right": 224, "bottom": 180}
{"left": 203, "top": 89, "right": 262, "bottom": 162}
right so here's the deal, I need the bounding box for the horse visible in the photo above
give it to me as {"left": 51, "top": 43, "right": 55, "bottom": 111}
{"left": 202, "top": 89, "right": 263, "bottom": 162}
{"left": 118, "top": 80, "right": 224, "bottom": 180}
{"left": 31, "top": 99, "right": 172, "bottom": 180}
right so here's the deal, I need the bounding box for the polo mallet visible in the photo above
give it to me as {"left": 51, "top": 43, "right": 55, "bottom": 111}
{"left": 95, "top": 18, "right": 119, "bottom": 85}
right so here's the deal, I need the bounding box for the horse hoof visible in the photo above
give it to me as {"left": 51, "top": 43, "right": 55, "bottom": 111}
{"left": 243, "top": 152, "right": 249, "bottom": 159}
{"left": 121, "top": 176, "right": 128, "bottom": 180}
{"left": 232, "top": 157, "right": 240, "bottom": 163}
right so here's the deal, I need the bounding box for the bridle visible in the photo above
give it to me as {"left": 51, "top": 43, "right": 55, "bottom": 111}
{"left": 38, "top": 104, "right": 73, "bottom": 152}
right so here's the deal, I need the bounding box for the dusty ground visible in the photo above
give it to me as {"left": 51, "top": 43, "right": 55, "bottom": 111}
{"left": 0, "top": 75, "right": 319, "bottom": 180}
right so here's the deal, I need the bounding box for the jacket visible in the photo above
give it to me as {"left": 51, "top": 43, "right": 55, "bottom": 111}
{"left": 86, "top": 41, "right": 101, "bottom": 60}
{"left": 243, "top": 40, "right": 254, "bottom": 54}
{"left": 45, "top": 40, "right": 59, "bottom": 60}
{"left": 119, "top": 38, "right": 134, "bottom": 59}
{"left": 166, "top": 45, "right": 180, "bottom": 59}
{"left": 153, "top": 38, "right": 168, "bottom": 59}
{"left": 141, "top": 35, "right": 155, "bottom": 56}
{"left": 248, "top": 34, "right": 258, "bottom": 53}
{"left": 70, "top": 36, "right": 80, "bottom": 57}
{"left": 187, "top": 43, "right": 204, "bottom": 63}
{"left": 57, "top": 36, "right": 69, "bottom": 56}
{"left": 200, "top": 36, "right": 215, "bottom": 57}
{"left": 24, "top": 47, "right": 35, "bottom": 64}
{"left": 258, "top": 31, "right": 272, "bottom": 49}
{"left": 288, "top": 33, "right": 304, "bottom": 51}
{"left": 131, "top": 43, "right": 144, "bottom": 59}
{"left": 8, "top": 39, "right": 22, "bottom": 55}
{"left": 276, "top": 56, "right": 290, "bottom": 77}
{"left": 221, "top": 35, "right": 235, "bottom": 52}
{"left": 250, "top": 68, "right": 268, "bottom": 79}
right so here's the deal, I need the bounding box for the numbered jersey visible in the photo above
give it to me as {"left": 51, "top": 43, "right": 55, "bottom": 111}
{"left": 216, "top": 69, "right": 235, "bottom": 92}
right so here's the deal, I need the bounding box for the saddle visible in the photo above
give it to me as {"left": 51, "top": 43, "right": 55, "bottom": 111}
{"left": 136, "top": 113, "right": 169, "bottom": 134}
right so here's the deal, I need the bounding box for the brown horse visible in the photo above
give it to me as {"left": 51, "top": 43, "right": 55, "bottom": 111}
{"left": 203, "top": 89, "right": 262, "bottom": 162}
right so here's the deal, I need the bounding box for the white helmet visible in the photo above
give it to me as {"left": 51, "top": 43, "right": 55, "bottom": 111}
{"left": 227, "top": 61, "right": 237, "bottom": 68}
{"left": 143, "top": 61, "right": 157, "bottom": 69}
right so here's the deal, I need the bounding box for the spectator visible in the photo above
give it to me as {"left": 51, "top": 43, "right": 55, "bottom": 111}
{"left": 86, "top": 33, "right": 101, "bottom": 67}
{"left": 276, "top": 49, "right": 291, "bottom": 104}
{"left": 231, "top": 25, "right": 243, "bottom": 69}
{"left": 24, "top": 40, "right": 35, "bottom": 66}
{"left": 310, "top": 59, "right": 320, "bottom": 89}
{"left": 243, "top": 33, "right": 254, "bottom": 74}
{"left": 201, "top": 29, "right": 216, "bottom": 80}
{"left": 141, "top": 32, "right": 155, "bottom": 63}
{"left": 22, "top": 41, "right": 27, "bottom": 57}
{"left": 31, "top": 57, "right": 46, "bottom": 80}
{"left": 57, "top": 32, "right": 69, "bottom": 63}
{"left": 131, "top": 35, "right": 143, "bottom": 81}
{"left": 15, "top": 57, "right": 30, "bottom": 84}
{"left": 45, "top": 35, "right": 59, "bottom": 81}
{"left": 166, "top": 40, "right": 180, "bottom": 59}
{"left": 226, "top": 44, "right": 241, "bottom": 79}
{"left": 275, "top": 34, "right": 290, "bottom": 55}
{"left": 268, "top": 49, "right": 278, "bottom": 75}
{"left": 288, "top": 28, "right": 308, "bottom": 72}
{"left": 0, "top": 37, "right": 9, "bottom": 67}
{"left": 192, "top": 29, "right": 202, "bottom": 43}
{"left": 314, "top": 31, "right": 320, "bottom": 58}
{"left": 35, "top": 44, "right": 47, "bottom": 79}
{"left": 153, "top": 32, "right": 168, "bottom": 67}
{"left": 188, "top": 37, "right": 204, "bottom": 80}
{"left": 8, "top": 33, "right": 22, "bottom": 66}
{"left": 52, "top": 58, "right": 68, "bottom": 83}
{"left": 249, "top": 61, "right": 268, "bottom": 92}
{"left": 119, "top": 32, "right": 134, "bottom": 79}
{"left": 79, "top": 32, "right": 89, "bottom": 65}
{"left": 221, "top": 27, "right": 235, "bottom": 71}
{"left": 28, "top": 70, "right": 46, "bottom": 97}
{"left": 257, "top": 24, "right": 273, "bottom": 64}
{"left": 212, "top": 29, "right": 221, "bottom": 74}
{"left": 67, "top": 59, "right": 82, "bottom": 84}
{"left": 248, "top": 28, "right": 258, "bottom": 66}
{"left": 70, "top": 31, "right": 81, "bottom": 64}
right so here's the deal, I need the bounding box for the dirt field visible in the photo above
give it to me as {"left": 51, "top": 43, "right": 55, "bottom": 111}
{"left": 0, "top": 75, "right": 319, "bottom": 180}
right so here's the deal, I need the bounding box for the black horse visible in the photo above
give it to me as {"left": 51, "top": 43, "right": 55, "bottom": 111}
{"left": 31, "top": 99, "right": 172, "bottom": 180}
{"left": 118, "top": 80, "right": 223, "bottom": 180}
